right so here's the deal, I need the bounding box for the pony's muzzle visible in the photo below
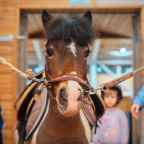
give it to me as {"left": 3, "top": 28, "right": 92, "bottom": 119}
{"left": 57, "top": 80, "right": 82, "bottom": 116}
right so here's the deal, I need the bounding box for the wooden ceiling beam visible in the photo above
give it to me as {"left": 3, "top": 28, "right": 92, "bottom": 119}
{"left": 97, "top": 30, "right": 131, "bottom": 38}
{"left": 17, "top": 0, "right": 143, "bottom": 13}
{"left": 29, "top": 30, "right": 44, "bottom": 38}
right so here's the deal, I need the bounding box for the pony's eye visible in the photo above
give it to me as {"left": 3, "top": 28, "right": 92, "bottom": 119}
{"left": 84, "top": 50, "right": 90, "bottom": 57}
{"left": 46, "top": 48, "right": 54, "bottom": 57}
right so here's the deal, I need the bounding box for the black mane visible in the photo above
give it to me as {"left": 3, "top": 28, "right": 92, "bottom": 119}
{"left": 45, "top": 16, "right": 95, "bottom": 46}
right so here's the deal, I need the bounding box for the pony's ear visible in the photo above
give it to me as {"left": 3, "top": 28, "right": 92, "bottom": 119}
{"left": 42, "top": 10, "right": 52, "bottom": 28}
{"left": 83, "top": 10, "right": 92, "bottom": 24}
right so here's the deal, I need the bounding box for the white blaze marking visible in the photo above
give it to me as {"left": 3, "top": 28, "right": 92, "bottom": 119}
{"left": 67, "top": 72, "right": 82, "bottom": 94}
{"left": 67, "top": 81, "right": 82, "bottom": 94}
{"left": 67, "top": 42, "right": 77, "bottom": 57}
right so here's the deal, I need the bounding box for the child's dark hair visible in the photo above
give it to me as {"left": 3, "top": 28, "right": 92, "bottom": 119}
{"left": 101, "top": 85, "right": 123, "bottom": 105}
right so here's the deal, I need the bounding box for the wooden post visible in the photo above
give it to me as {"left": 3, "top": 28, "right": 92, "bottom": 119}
{"left": 139, "top": 7, "right": 144, "bottom": 144}
{"left": 132, "top": 12, "right": 141, "bottom": 144}
{"left": 132, "top": 8, "right": 144, "bottom": 144}
{"left": 18, "top": 12, "right": 28, "bottom": 93}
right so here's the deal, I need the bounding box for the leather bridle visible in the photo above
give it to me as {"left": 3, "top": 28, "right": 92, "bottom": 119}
{"left": 38, "top": 73, "right": 94, "bottom": 96}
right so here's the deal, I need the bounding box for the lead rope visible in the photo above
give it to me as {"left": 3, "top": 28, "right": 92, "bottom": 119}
{"left": 0, "top": 57, "right": 48, "bottom": 85}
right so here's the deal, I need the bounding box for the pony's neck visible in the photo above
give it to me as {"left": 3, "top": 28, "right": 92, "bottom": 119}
{"left": 45, "top": 98, "right": 85, "bottom": 137}
{"left": 36, "top": 93, "right": 88, "bottom": 144}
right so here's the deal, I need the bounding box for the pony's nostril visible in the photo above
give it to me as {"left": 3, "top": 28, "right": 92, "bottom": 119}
{"left": 77, "top": 89, "right": 82, "bottom": 101}
{"left": 77, "top": 95, "right": 82, "bottom": 101}
{"left": 77, "top": 96, "right": 80, "bottom": 101}
{"left": 59, "top": 88, "right": 67, "bottom": 102}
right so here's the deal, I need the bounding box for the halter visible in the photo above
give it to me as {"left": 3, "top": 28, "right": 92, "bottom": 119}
{"left": 31, "top": 73, "right": 95, "bottom": 103}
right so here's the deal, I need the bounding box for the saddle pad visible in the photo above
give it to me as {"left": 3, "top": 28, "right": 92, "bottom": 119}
{"left": 15, "top": 72, "right": 43, "bottom": 121}
{"left": 15, "top": 82, "right": 38, "bottom": 120}
{"left": 25, "top": 86, "right": 48, "bottom": 140}
{"left": 80, "top": 109, "right": 92, "bottom": 143}
{"left": 81, "top": 97, "right": 96, "bottom": 126}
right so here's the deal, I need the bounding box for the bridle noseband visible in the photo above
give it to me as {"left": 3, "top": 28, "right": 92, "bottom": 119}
{"left": 48, "top": 74, "right": 90, "bottom": 88}
{"left": 38, "top": 73, "right": 93, "bottom": 95}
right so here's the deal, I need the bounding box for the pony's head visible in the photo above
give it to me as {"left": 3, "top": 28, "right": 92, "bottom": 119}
{"left": 42, "top": 10, "right": 95, "bottom": 116}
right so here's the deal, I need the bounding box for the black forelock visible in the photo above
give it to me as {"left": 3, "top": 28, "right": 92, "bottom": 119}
{"left": 45, "top": 15, "right": 95, "bottom": 46}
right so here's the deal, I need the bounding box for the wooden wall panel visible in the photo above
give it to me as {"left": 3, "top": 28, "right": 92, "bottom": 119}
{"left": 2, "top": 129, "right": 14, "bottom": 143}
{"left": 0, "top": 41, "right": 16, "bottom": 47}
{"left": 0, "top": 47, "right": 13, "bottom": 54}
{"left": 3, "top": 129, "right": 14, "bottom": 139}
{"left": 0, "top": 1, "right": 18, "bottom": 144}
{"left": 0, "top": 86, "right": 12, "bottom": 94}
{"left": 0, "top": 94, "right": 12, "bottom": 101}
{"left": 3, "top": 119, "right": 13, "bottom": 129}
{"left": 0, "top": 21, "right": 16, "bottom": 36}
{"left": 1, "top": 0, "right": 17, "bottom": 7}
{"left": 1, "top": 7, "right": 16, "bottom": 17}
{"left": 1, "top": 101, "right": 13, "bottom": 111}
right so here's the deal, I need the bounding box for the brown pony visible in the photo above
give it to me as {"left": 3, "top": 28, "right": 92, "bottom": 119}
{"left": 25, "top": 10, "right": 95, "bottom": 144}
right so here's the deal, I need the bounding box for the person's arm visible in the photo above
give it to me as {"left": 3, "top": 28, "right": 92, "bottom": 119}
{"left": 131, "top": 86, "right": 144, "bottom": 119}
{"left": 119, "top": 111, "right": 129, "bottom": 144}
{"left": 133, "top": 86, "right": 144, "bottom": 107}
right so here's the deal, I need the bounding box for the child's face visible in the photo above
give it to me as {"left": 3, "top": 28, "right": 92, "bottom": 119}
{"left": 103, "top": 90, "right": 118, "bottom": 108}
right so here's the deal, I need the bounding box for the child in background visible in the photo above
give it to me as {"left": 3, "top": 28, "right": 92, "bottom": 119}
{"left": 93, "top": 86, "right": 129, "bottom": 144}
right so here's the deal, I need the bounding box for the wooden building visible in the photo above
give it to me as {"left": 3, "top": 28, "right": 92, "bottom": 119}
{"left": 0, "top": 0, "right": 144, "bottom": 143}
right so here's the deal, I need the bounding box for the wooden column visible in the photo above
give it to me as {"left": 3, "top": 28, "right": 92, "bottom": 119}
{"left": 0, "top": 1, "right": 19, "bottom": 144}
{"left": 139, "top": 7, "right": 144, "bottom": 144}
{"left": 132, "top": 8, "right": 144, "bottom": 144}
{"left": 132, "top": 13, "right": 141, "bottom": 144}
{"left": 18, "top": 12, "right": 28, "bottom": 93}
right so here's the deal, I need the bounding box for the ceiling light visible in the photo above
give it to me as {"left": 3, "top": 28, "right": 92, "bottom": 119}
{"left": 120, "top": 47, "right": 127, "bottom": 53}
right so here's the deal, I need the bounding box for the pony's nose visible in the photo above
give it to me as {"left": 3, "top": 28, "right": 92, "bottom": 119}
{"left": 59, "top": 88, "right": 68, "bottom": 105}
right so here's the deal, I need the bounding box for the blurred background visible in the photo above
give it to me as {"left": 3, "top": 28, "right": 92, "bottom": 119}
{"left": 0, "top": 0, "right": 144, "bottom": 143}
